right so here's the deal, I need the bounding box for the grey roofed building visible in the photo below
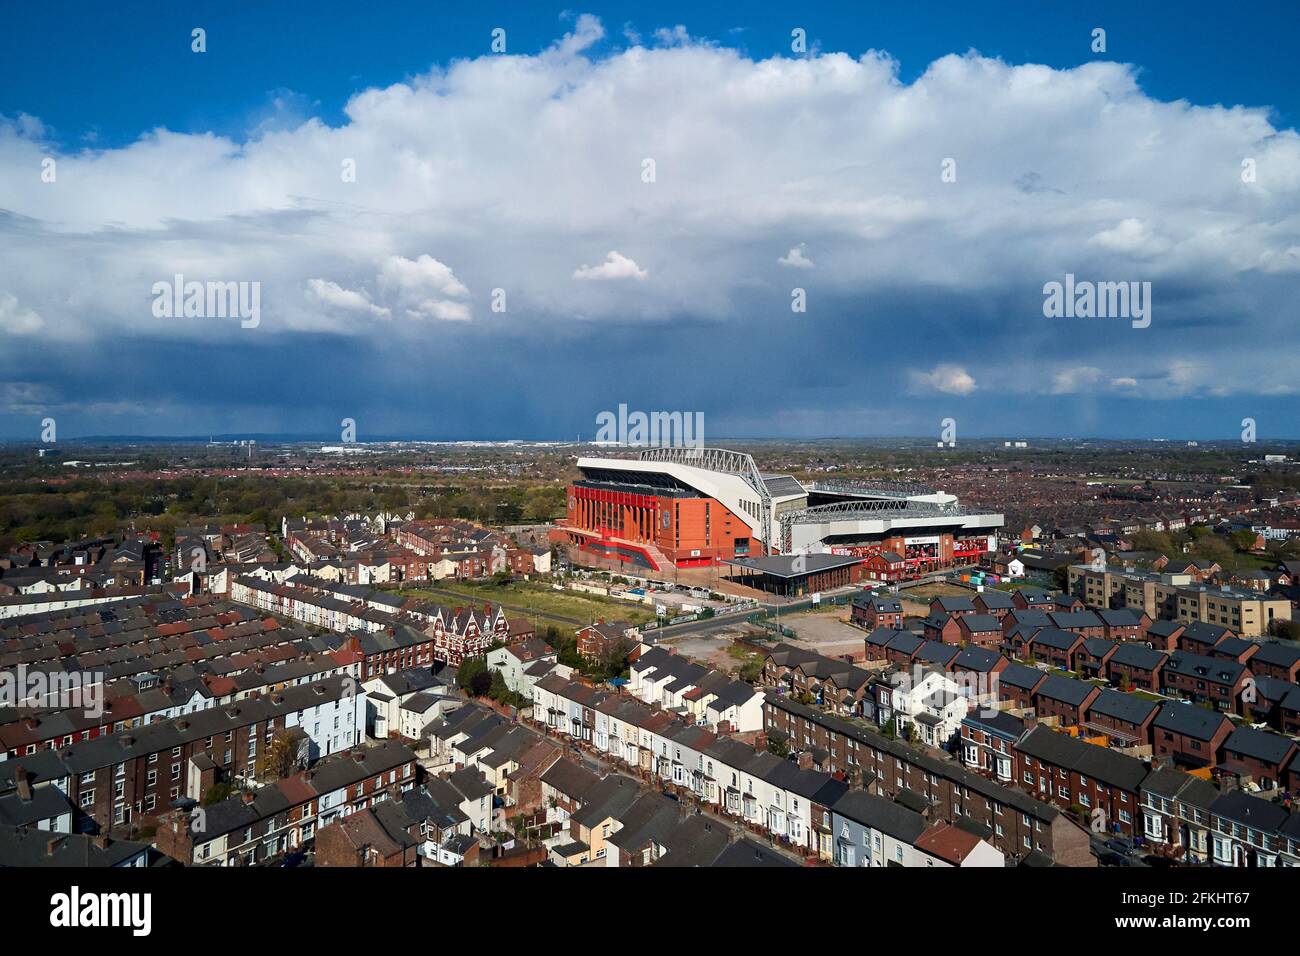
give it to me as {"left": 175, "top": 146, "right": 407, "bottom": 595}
{"left": 830, "top": 789, "right": 927, "bottom": 844}
{"left": 401, "top": 781, "right": 471, "bottom": 832}
{"left": 650, "top": 814, "right": 731, "bottom": 867}
{"left": 1152, "top": 701, "right": 1232, "bottom": 741}
{"left": 570, "top": 775, "right": 641, "bottom": 829}
{"left": 374, "top": 667, "right": 444, "bottom": 697}
{"left": 1209, "top": 790, "right": 1289, "bottom": 834}
{"left": 1081, "top": 638, "right": 1117, "bottom": 658}
{"left": 885, "top": 631, "right": 924, "bottom": 656}
{"left": 45, "top": 676, "right": 361, "bottom": 779}
{"left": 400, "top": 691, "right": 442, "bottom": 715}
{"left": 1221, "top": 726, "right": 1297, "bottom": 766}
{"left": 605, "top": 792, "right": 680, "bottom": 856}
{"left": 446, "top": 766, "right": 496, "bottom": 803}
{"left": 1147, "top": 620, "right": 1184, "bottom": 640}
{"left": 1007, "top": 608, "right": 1053, "bottom": 629}
{"left": 0, "top": 825, "right": 151, "bottom": 867}
{"left": 1250, "top": 641, "right": 1300, "bottom": 671}
{"left": 1249, "top": 674, "right": 1300, "bottom": 703}
{"left": 960, "top": 614, "right": 1002, "bottom": 633}
{"left": 975, "top": 589, "right": 1015, "bottom": 610}
{"left": 1035, "top": 675, "right": 1095, "bottom": 707}
{"left": 539, "top": 756, "right": 601, "bottom": 802}
{"left": 952, "top": 645, "right": 1004, "bottom": 672}
{"left": 1029, "top": 627, "right": 1083, "bottom": 651}
{"left": 766, "top": 696, "right": 1062, "bottom": 826}
{"left": 1086, "top": 688, "right": 1159, "bottom": 726}
{"left": 722, "top": 553, "right": 865, "bottom": 578}
{"left": 710, "top": 838, "right": 800, "bottom": 867}
{"left": 961, "top": 709, "right": 1026, "bottom": 740}
{"left": 1050, "top": 610, "right": 1103, "bottom": 629}
{"left": 1138, "top": 766, "right": 1219, "bottom": 810}
{"left": 916, "top": 641, "right": 959, "bottom": 667}
{"left": 0, "top": 783, "right": 73, "bottom": 829}
{"left": 1109, "top": 643, "right": 1168, "bottom": 670}
{"left": 1214, "top": 636, "right": 1254, "bottom": 659}
{"left": 934, "top": 596, "right": 976, "bottom": 614}
{"left": 1163, "top": 650, "right": 1245, "bottom": 685}
{"left": 853, "top": 594, "right": 902, "bottom": 614}
{"left": 1015, "top": 724, "right": 1149, "bottom": 792}
{"left": 1097, "top": 608, "right": 1145, "bottom": 627}
{"left": 920, "top": 614, "right": 952, "bottom": 632}
{"left": 1180, "top": 621, "right": 1233, "bottom": 645}
{"left": 998, "top": 662, "right": 1047, "bottom": 691}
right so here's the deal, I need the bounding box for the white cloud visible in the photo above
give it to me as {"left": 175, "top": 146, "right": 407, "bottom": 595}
{"left": 376, "top": 255, "right": 470, "bottom": 321}
{"left": 653, "top": 25, "right": 692, "bottom": 47}
{"left": 778, "top": 244, "right": 814, "bottom": 269}
{"left": 572, "top": 251, "right": 648, "bottom": 281}
{"left": 0, "top": 18, "right": 1295, "bottom": 398}
{"left": 1049, "top": 366, "right": 1105, "bottom": 394}
{"left": 306, "top": 278, "right": 390, "bottom": 318}
{"left": 909, "top": 364, "right": 977, "bottom": 395}
{"left": 0, "top": 292, "right": 44, "bottom": 335}
{"left": 1087, "top": 218, "right": 1170, "bottom": 256}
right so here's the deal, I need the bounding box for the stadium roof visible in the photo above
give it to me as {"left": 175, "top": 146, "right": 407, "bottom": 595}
{"left": 721, "top": 554, "right": 864, "bottom": 578}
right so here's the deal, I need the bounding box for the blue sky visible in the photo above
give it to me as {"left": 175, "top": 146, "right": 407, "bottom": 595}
{"left": 1, "top": 2, "right": 1298, "bottom": 440}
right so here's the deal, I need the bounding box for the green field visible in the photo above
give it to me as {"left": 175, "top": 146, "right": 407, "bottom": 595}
{"left": 403, "top": 580, "right": 656, "bottom": 627}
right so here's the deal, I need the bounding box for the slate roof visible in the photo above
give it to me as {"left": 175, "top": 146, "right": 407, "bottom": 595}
{"left": 1015, "top": 724, "right": 1148, "bottom": 791}
{"left": 1222, "top": 726, "right": 1297, "bottom": 765}
{"left": 831, "top": 789, "right": 927, "bottom": 843}
{"left": 1152, "top": 701, "right": 1232, "bottom": 741}
{"left": 1035, "top": 675, "right": 1096, "bottom": 707}
{"left": 1109, "top": 643, "right": 1168, "bottom": 671}
{"left": 1164, "top": 650, "right": 1245, "bottom": 685}
{"left": 1086, "top": 688, "right": 1158, "bottom": 726}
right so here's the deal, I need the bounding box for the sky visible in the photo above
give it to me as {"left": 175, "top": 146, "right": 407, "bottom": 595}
{"left": 1, "top": 1, "right": 1298, "bottom": 441}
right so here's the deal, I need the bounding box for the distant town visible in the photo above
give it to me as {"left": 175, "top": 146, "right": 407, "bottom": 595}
{"left": 1, "top": 438, "right": 1298, "bottom": 870}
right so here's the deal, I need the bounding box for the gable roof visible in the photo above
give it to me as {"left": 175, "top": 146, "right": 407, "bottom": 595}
{"left": 1152, "top": 701, "right": 1232, "bottom": 741}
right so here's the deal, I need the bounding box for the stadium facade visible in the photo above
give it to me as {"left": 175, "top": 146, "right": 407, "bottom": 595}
{"left": 551, "top": 447, "right": 1004, "bottom": 576}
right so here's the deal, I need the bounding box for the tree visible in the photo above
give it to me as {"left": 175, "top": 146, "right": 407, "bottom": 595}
{"left": 257, "top": 731, "right": 302, "bottom": 779}
{"left": 767, "top": 731, "right": 790, "bottom": 758}
{"left": 201, "top": 782, "right": 236, "bottom": 806}
{"left": 1271, "top": 619, "right": 1300, "bottom": 642}
{"left": 457, "top": 655, "right": 489, "bottom": 695}
{"left": 488, "top": 669, "right": 510, "bottom": 703}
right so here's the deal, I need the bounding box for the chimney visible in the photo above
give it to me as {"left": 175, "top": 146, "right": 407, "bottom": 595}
{"left": 796, "top": 751, "right": 813, "bottom": 770}
{"left": 241, "top": 790, "right": 256, "bottom": 804}
{"left": 13, "top": 765, "right": 32, "bottom": 801}
{"left": 47, "top": 835, "right": 64, "bottom": 855}
{"left": 93, "top": 834, "right": 110, "bottom": 848}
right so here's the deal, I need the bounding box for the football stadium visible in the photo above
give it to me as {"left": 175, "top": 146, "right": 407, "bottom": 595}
{"left": 550, "top": 447, "right": 1003, "bottom": 581}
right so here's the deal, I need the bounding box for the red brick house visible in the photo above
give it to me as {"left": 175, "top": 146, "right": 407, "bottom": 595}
{"left": 851, "top": 594, "right": 904, "bottom": 630}
{"left": 957, "top": 614, "right": 1004, "bottom": 648}
{"left": 1151, "top": 702, "right": 1233, "bottom": 769}
{"left": 1106, "top": 643, "right": 1167, "bottom": 693}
